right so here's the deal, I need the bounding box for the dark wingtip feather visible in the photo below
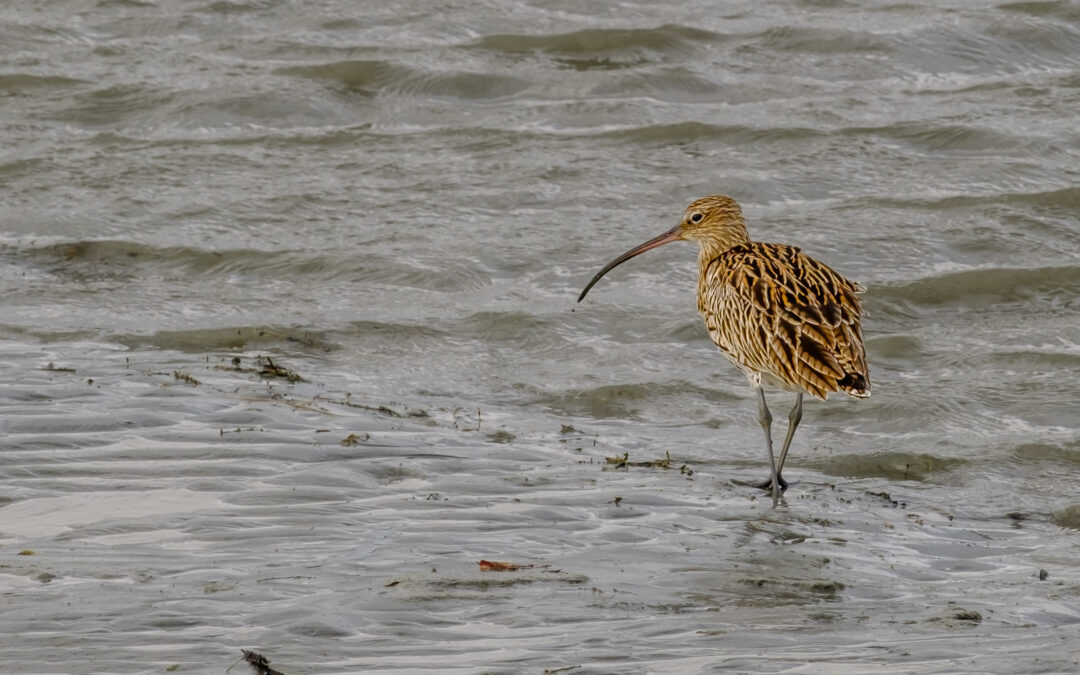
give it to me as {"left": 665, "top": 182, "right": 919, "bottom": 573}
{"left": 838, "top": 372, "right": 870, "bottom": 397}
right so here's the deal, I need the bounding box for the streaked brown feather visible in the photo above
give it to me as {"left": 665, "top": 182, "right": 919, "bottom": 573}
{"left": 699, "top": 242, "right": 870, "bottom": 401}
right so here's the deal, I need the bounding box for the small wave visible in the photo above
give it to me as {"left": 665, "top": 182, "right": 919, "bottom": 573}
{"left": 386, "top": 71, "right": 532, "bottom": 100}
{"left": 755, "top": 25, "right": 892, "bottom": 54}
{"left": 842, "top": 122, "right": 1019, "bottom": 153}
{"left": 471, "top": 24, "right": 720, "bottom": 64}
{"left": 348, "top": 319, "right": 447, "bottom": 342}
{"left": 585, "top": 67, "right": 722, "bottom": 100}
{"left": 166, "top": 91, "right": 344, "bottom": 127}
{"left": 873, "top": 265, "right": 1080, "bottom": 307}
{"left": 849, "top": 186, "right": 1080, "bottom": 211}
{"left": 201, "top": 0, "right": 269, "bottom": 15}
{"left": 113, "top": 325, "right": 336, "bottom": 352}
{"left": 903, "top": 21, "right": 1080, "bottom": 78}
{"left": 1053, "top": 504, "right": 1080, "bottom": 529}
{"left": 450, "top": 311, "right": 572, "bottom": 355}
{"left": 0, "top": 73, "right": 89, "bottom": 90}
{"left": 276, "top": 60, "right": 411, "bottom": 94}
{"left": 283, "top": 58, "right": 426, "bottom": 89}
{"left": 987, "top": 9, "right": 1080, "bottom": 55}
{"left": 805, "top": 451, "right": 968, "bottom": 482}
{"left": 597, "top": 121, "right": 827, "bottom": 145}
{"left": 97, "top": 0, "right": 156, "bottom": 7}
{"left": 19, "top": 240, "right": 491, "bottom": 292}
{"left": 986, "top": 350, "right": 1080, "bottom": 374}
{"left": 1013, "top": 186, "right": 1080, "bottom": 209}
{"left": 1009, "top": 439, "right": 1080, "bottom": 468}
{"left": 1053, "top": 71, "right": 1080, "bottom": 87}
{"left": 49, "top": 84, "right": 176, "bottom": 129}
{"left": 526, "top": 380, "right": 740, "bottom": 420}
{"left": 998, "top": 0, "right": 1080, "bottom": 19}
{"left": 278, "top": 60, "right": 531, "bottom": 100}
{"left": 865, "top": 334, "right": 928, "bottom": 362}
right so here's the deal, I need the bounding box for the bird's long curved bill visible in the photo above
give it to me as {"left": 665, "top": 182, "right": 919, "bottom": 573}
{"left": 577, "top": 225, "right": 683, "bottom": 303}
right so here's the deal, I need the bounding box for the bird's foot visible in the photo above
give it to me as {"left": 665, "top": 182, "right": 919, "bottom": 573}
{"left": 732, "top": 475, "right": 789, "bottom": 493}
{"left": 753, "top": 474, "right": 788, "bottom": 493}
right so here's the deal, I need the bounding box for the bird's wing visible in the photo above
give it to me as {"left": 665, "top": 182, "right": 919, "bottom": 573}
{"left": 701, "top": 243, "right": 870, "bottom": 400}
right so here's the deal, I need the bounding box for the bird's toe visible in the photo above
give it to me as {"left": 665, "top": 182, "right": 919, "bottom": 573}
{"left": 753, "top": 474, "right": 788, "bottom": 492}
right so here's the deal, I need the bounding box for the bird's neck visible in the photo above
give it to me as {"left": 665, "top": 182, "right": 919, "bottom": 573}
{"left": 695, "top": 224, "right": 751, "bottom": 268}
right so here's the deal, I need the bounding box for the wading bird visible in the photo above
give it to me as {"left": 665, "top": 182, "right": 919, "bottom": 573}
{"left": 577, "top": 196, "right": 870, "bottom": 504}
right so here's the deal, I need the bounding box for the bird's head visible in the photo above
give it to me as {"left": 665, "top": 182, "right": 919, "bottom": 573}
{"left": 677, "top": 195, "right": 745, "bottom": 243}
{"left": 577, "top": 195, "right": 749, "bottom": 303}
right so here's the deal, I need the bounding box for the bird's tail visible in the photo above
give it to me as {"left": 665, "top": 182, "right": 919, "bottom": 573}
{"left": 839, "top": 371, "right": 870, "bottom": 398}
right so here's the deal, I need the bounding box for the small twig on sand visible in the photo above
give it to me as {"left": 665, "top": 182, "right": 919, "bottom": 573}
{"left": 478, "top": 560, "right": 550, "bottom": 572}
{"left": 227, "top": 649, "right": 287, "bottom": 675}
{"left": 257, "top": 356, "right": 305, "bottom": 382}
{"left": 605, "top": 451, "right": 690, "bottom": 474}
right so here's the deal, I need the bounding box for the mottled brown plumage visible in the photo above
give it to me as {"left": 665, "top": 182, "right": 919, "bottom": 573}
{"left": 578, "top": 195, "right": 870, "bottom": 504}
{"left": 699, "top": 242, "right": 869, "bottom": 401}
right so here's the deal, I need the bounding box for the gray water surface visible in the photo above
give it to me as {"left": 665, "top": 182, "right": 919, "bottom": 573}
{"left": 2, "top": 1, "right": 1080, "bottom": 673}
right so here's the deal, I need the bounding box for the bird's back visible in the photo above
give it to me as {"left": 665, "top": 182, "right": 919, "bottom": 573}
{"left": 697, "top": 242, "right": 870, "bottom": 400}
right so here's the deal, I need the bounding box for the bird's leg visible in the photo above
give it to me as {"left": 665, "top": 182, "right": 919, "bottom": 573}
{"left": 751, "top": 388, "right": 794, "bottom": 494}
{"left": 755, "top": 387, "right": 782, "bottom": 505}
{"left": 775, "top": 393, "right": 803, "bottom": 482}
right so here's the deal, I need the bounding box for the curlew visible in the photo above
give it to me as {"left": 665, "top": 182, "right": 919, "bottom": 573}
{"left": 577, "top": 195, "right": 870, "bottom": 504}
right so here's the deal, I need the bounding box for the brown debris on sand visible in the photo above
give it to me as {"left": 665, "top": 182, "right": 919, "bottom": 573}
{"left": 257, "top": 356, "right": 305, "bottom": 382}
{"left": 478, "top": 560, "right": 550, "bottom": 572}
{"left": 231, "top": 649, "right": 286, "bottom": 675}
{"left": 604, "top": 451, "right": 693, "bottom": 475}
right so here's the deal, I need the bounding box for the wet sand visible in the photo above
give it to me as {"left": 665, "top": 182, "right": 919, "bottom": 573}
{"left": 3, "top": 339, "right": 1078, "bottom": 673}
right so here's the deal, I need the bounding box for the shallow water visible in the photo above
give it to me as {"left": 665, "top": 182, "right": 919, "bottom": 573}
{"left": 2, "top": 1, "right": 1080, "bottom": 673}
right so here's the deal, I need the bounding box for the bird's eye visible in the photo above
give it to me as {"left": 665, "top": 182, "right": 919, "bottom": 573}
{"left": 690, "top": 212, "right": 703, "bottom": 223}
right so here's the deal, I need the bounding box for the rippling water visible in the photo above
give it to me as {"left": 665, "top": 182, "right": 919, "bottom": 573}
{"left": 2, "top": 1, "right": 1080, "bottom": 673}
